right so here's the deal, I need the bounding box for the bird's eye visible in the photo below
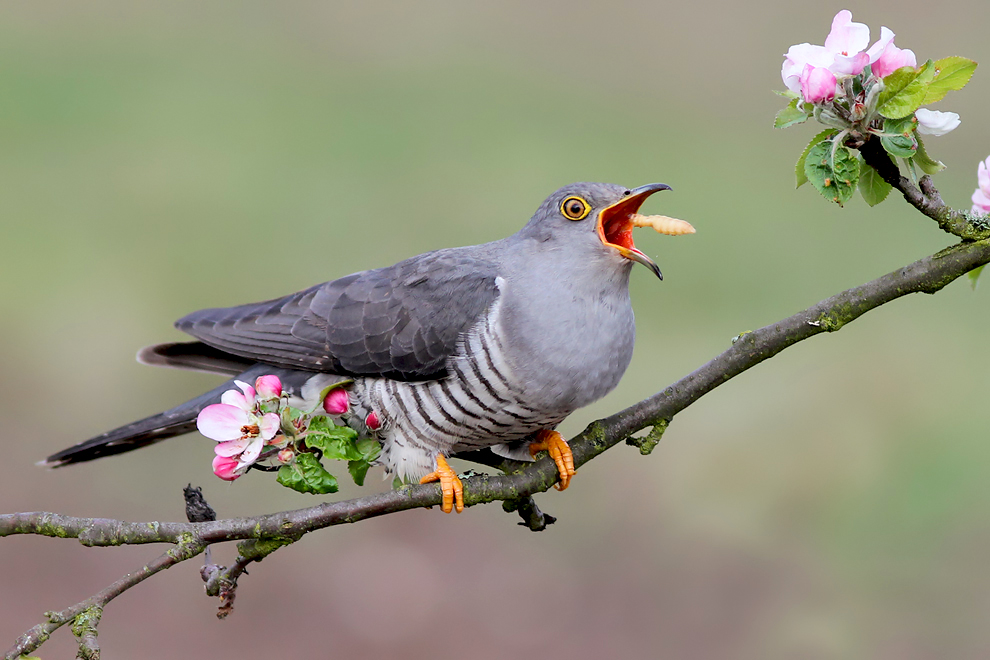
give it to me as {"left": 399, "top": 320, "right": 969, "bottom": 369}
{"left": 560, "top": 196, "right": 591, "bottom": 221}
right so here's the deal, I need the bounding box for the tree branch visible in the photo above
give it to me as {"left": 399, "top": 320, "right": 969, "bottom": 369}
{"left": 858, "top": 136, "right": 990, "bottom": 240}
{"left": 5, "top": 199, "right": 990, "bottom": 657}
{"left": 4, "top": 539, "right": 204, "bottom": 660}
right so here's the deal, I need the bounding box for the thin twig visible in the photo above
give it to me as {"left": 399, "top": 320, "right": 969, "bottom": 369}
{"left": 5, "top": 540, "right": 204, "bottom": 660}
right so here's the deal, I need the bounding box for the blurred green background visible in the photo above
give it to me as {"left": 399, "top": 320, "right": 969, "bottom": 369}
{"left": 2, "top": 1, "right": 990, "bottom": 658}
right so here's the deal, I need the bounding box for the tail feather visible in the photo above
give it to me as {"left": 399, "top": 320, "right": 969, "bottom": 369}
{"left": 43, "top": 364, "right": 271, "bottom": 468}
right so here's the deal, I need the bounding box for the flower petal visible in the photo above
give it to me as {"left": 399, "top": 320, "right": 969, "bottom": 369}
{"left": 258, "top": 412, "right": 281, "bottom": 440}
{"left": 972, "top": 187, "right": 990, "bottom": 214}
{"left": 234, "top": 380, "right": 257, "bottom": 403}
{"left": 236, "top": 437, "right": 265, "bottom": 468}
{"left": 915, "top": 108, "right": 960, "bottom": 136}
{"left": 214, "top": 438, "right": 249, "bottom": 457}
{"left": 824, "top": 10, "right": 870, "bottom": 58}
{"left": 197, "top": 404, "right": 249, "bottom": 442}
{"left": 977, "top": 158, "right": 990, "bottom": 196}
{"left": 872, "top": 42, "right": 917, "bottom": 79}
{"left": 866, "top": 26, "right": 895, "bottom": 63}
{"left": 221, "top": 389, "right": 253, "bottom": 411}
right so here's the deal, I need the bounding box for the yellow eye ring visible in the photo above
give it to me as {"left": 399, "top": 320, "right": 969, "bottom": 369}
{"left": 560, "top": 196, "right": 591, "bottom": 221}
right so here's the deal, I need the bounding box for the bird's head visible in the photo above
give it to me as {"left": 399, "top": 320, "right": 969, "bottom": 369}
{"left": 520, "top": 182, "right": 692, "bottom": 280}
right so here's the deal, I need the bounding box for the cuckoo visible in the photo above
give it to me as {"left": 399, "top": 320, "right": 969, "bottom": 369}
{"left": 45, "top": 182, "right": 694, "bottom": 513}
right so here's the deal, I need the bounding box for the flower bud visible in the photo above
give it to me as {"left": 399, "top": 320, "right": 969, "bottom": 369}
{"left": 323, "top": 388, "right": 350, "bottom": 415}
{"left": 277, "top": 448, "right": 295, "bottom": 463}
{"left": 365, "top": 411, "right": 381, "bottom": 431}
{"left": 212, "top": 454, "right": 242, "bottom": 481}
{"left": 255, "top": 375, "right": 283, "bottom": 400}
{"left": 799, "top": 65, "right": 837, "bottom": 104}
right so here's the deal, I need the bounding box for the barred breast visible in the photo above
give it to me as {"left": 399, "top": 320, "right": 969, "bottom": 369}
{"left": 352, "top": 296, "right": 570, "bottom": 482}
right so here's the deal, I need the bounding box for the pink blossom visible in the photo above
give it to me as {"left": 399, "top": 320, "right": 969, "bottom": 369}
{"left": 198, "top": 383, "right": 282, "bottom": 479}
{"left": 972, "top": 157, "right": 990, "bottom": 215}
{"left": 255, "top": 375, "right": 283, "bottom": 400}
{"left": 212, "top": 454, "right": 244, "bottom": 481}
{"left": 800, "top": 65, "right": 837, "bottom": 104}
{"left": 781, "top": 10, "right": 872, "bottom": 93}
{"left": 871, "top": 36, "right": 917, "bottom": 78}
{"left": 323, "top": 388, "right": 350, "bottom": 415}
{"left": 365, "top": 411, "right": 381, "bottom": 431}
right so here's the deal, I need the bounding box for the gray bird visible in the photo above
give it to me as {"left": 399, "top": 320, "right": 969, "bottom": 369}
{"left": 45, "top": 182, "right": 689, "bottom": 513}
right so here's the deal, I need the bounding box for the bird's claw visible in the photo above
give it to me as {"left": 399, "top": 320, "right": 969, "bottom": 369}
{"left": 529, "top": 430, "right": 576, "bottom": 491}
{"left": 420, "top": 454, "right": 464, "bottom": 513}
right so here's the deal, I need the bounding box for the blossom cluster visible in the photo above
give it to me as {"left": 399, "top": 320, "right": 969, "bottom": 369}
{"left": 973, "top": 156, "right": 990, "bottom": 216}
{"left": 776, "top": 10, "right": 977, "bottom": 207}
{"left": 196, "top": 375, "right": 380, "bottom": 493}
{"left": 780, "top": 10, "right": 960, "bottom": 137}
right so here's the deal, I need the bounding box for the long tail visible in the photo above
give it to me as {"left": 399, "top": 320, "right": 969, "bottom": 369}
{"left": 43, "top": 365, "right": 270, "bottom": 468}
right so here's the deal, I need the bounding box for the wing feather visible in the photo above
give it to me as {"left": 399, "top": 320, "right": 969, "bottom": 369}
{"left": 175, "top": 249, "right": 500, "bottom": 380}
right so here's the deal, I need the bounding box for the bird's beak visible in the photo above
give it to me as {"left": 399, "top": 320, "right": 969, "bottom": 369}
{"left": 597, "top": 183, "right": 673, "bottom": 280}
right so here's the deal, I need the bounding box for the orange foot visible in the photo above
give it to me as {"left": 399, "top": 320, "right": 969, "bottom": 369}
{"left": 529, "top": 429, "right": 576, "bottom": 491}
{"left": 420, "top": 454, "right": 464, "bottom": 513}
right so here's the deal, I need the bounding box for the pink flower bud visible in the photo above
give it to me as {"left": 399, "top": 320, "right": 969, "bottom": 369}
{"left": 799, "top": 65, "right": 837, "bottom": 104}
{"left": 255, "top": 375, "right": 282, "bottom": 400}
{"left": 365, "top": 411, "right": 381, "bottom": 431}
{"left": 277, "top": 448, "right": 295, "bottom": 463}
{"left": 323, "top": 388, "right": 350, "bottom": 415}
{"left": 212, "top": 454, "right": 242, "bottom": 481}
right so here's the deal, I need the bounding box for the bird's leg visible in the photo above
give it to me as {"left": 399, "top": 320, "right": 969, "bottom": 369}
{"left": 419, "top": 454, "right": 464, "bottom": 513}
{"left": 529, "top": 429, "right": 576, "bottom": 491}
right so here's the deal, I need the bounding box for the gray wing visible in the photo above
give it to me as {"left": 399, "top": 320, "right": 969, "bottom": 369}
{"left": 175, "top": 249, "right": 500, "bottom": 381}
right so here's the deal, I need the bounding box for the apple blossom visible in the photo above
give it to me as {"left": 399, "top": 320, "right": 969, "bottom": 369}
{"left": 323, "top": 388, "right": 350, "bottom": 415}
{"left": 915, "top": 109, "right": 960, "bottom": 136}
{"left": 781, "top": 10, "right": 906, "bottom": 100}
{"left": 365, "top": 411, "right": 381, "bottom": 431}
{"left": 198, "top": 381, "right": 282, "bottom": 479}
{"left": 972, "top": 156, "right": 990, "bottom": 215}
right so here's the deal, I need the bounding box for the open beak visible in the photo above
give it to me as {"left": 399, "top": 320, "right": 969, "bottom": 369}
{"left": 597, "top": 183, "right": 674, "bottom": 280}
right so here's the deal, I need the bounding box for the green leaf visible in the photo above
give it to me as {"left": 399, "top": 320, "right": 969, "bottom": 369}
{"left": 878, "top": 60, "right": 935, "bottom": 119}
{"left": 774, "top": 89, "right": 800, "bottom": 99}
{"left": 876, "top": 66, "right": 919, "bottom": 108}
{"left": 913, "top": 135, "right": 945, "bottom": 175}
{"left": 277, "top": 453, "right": 339, "bottom": 494}
{"left": 879, "top": 115, "right": 918, "bottom": 158}
{"left": 774, "top": 98, "right": 810, "bottom": 129}
{"left": 347, "top": 460, "right": 372, "bottom": 486}
{"left": 924, "top": 56, "right": 978, "bottom": 104}
{"left": 859, "top": 162, "right": 893, "bottom": 206}
{"left": 356, "top": 437, "right": 382, "bottom": 462}
{"left": 795, "top": 129, "right": 836, "bottom": 188}
{"left": 968, "top": 265, "right": 985, "bottom": 290}
{"left": 804, "top": 140, "right": 860, "bottom": 206}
